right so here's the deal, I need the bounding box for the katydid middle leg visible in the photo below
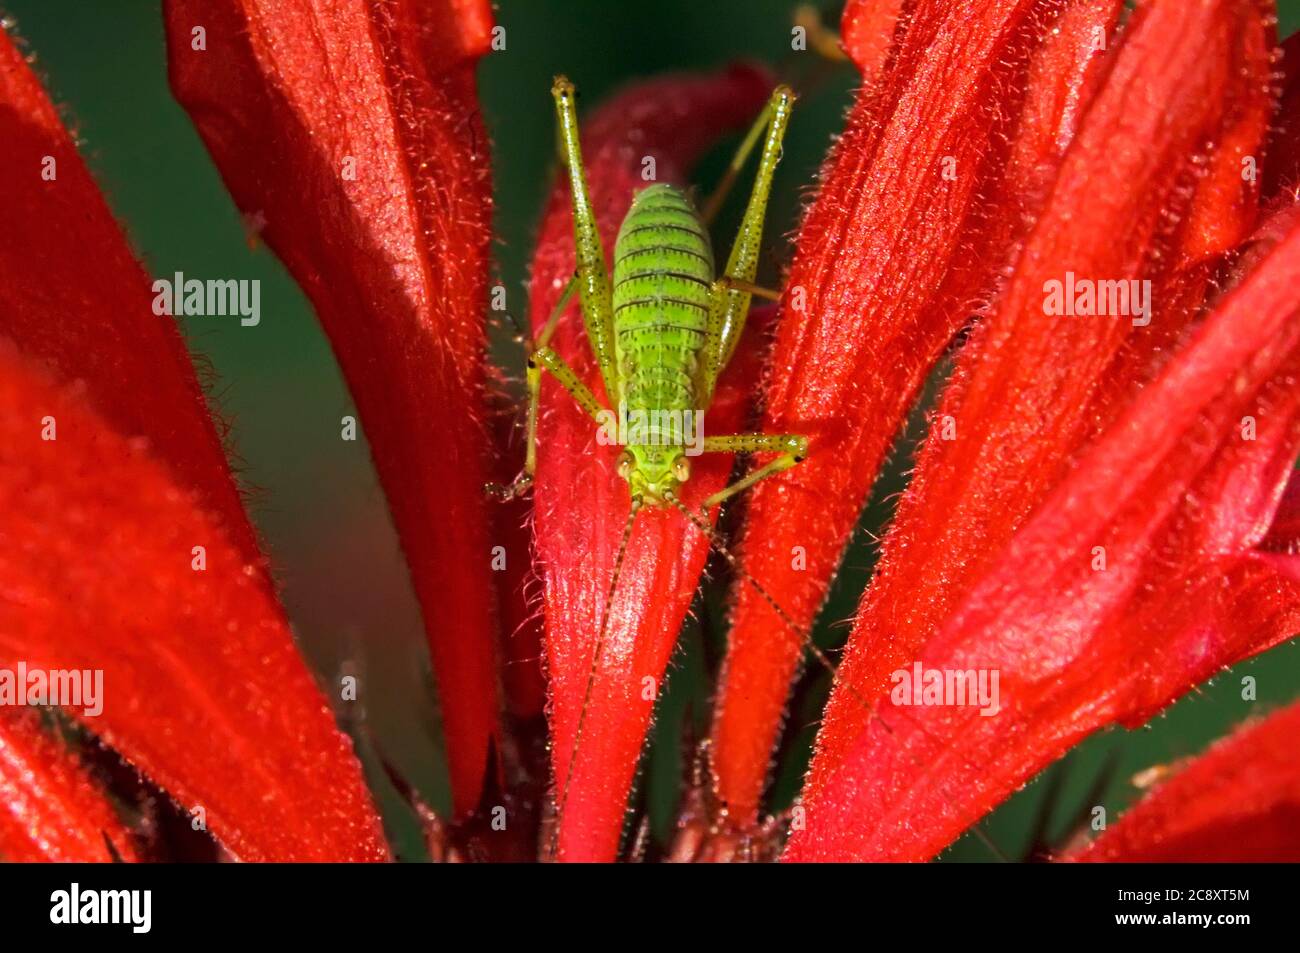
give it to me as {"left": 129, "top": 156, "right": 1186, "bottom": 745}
{"left": 487, "top": 275, "right": 608, "bottom": 500}
{"left": 551, "top": 76, "right": 621, "bottom": 406}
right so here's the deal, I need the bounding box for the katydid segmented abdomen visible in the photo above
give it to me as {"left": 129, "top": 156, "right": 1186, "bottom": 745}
{"left": 611, "top": 183, "right": 714, "bottom": 417}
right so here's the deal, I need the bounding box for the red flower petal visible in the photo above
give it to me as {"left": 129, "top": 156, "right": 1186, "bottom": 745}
{"left": 0, "top": 23, "right": 385, "bottom": 860}
{"left": 0, "top": 711, "right": 140, "bottom": 863}
{"left": 837, "top": 0, "right": 1270, "bottom": 702}
{"left": 711, "top": 0, "right": 1123, "bottom": 822}
{"left": 526, "top": 67, "right": 774, "bottom": 861}
{"left": 163, "top": 0, "right": 502, "bottom": 815}
{"left": 787, "top": 193, "right": 1300, "bottom": 860}
{"left": 0, "top": 342, "right": 388, "bottom": 860}
{"left": 488, "top": 400, "right": 548, "bottom": 721}
{"left": 839, "top": 0, "right": 907, "bottom": 78}
{"left": 1261, "top": 463, "right": 1300, "bottom": 551}
{"left": 0, "top": 28, "right": 255, "bottom": 559}
{"left": 1069, "top": 702, "right": 1300, "bottom": 862}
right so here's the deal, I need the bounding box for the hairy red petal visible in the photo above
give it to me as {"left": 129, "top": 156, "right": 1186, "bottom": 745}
{"left": 840, "top": 0, "right": 908, "bottom": 78}
{"left": 0, "top": 712, "right": 140, "bottom": 863}
{"left": 788, "top": 197, "right": 1300, "bottom": 861}
{"left": 1261, "top": 466, "right": 1300, "bottom": 551}
{"left": 0, "top": 24, "right": 385, "bottom": 861}
{"left": 527, "top": 67, "right": 773, "bottom": 861}
{"left": 490, "top": 402, "right": 548, "bottom": 720}
{"left": 712, "top": 0, "right": 1119, "bottom": 821}
{"left": 163, "top": 0, "right": 501, "bottom": 814}
{"left": 1070, "top": 703, "right": 1300, "bottom": 862}
{"left": 1179, "top": 7, "right": 1274, "bottom": 262}
{"left": 0, "top": 29, "right": 255, "bottom": 560}
{"left": 0, "top": 344, "right": 388, "bottom": 860}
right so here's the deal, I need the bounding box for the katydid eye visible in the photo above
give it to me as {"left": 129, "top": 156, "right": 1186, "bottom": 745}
{"left": 672, "top": 457, "right": 691, "bottom": 481}
{"left": 617, "top": 451, "right": 634, "bottom": 480}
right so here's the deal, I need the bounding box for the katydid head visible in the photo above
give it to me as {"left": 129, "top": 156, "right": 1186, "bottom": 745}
{"left": 617, "top": 446, "right": 690, "bottom": 506}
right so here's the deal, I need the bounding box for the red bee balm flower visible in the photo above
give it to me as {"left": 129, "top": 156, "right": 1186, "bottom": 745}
{"left": 1, "top": 0, "right": 1299, "bottom": 864}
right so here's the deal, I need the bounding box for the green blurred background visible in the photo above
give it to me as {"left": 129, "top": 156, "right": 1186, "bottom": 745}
{"left": 5, "top": 0, "right": 1299, "bottom": 860}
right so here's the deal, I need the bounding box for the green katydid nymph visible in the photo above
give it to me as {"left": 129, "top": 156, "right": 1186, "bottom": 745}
{"left": 488, "top": 76, "right": 811, "bottom": 853}
{"left": 490, "top": 75, "right": 807, "bottom": 510}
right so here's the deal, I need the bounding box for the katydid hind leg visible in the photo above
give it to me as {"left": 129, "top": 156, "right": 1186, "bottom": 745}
{"left": 700, "top": 85, "right": 795, "bottom": 403}
{"left": 700, "top": 88, "right": 780, "bottom": 225}
{"left": 552, "top": 77, "right": 621, "bottom": 407}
